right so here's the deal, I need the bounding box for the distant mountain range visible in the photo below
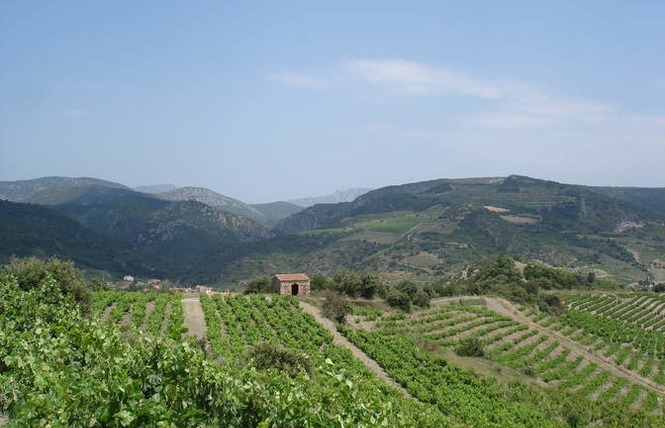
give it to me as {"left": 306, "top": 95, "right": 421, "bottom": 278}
{"left": 1, "top": 175, "right": 665, "bottom": 285}
{"left": 288, "top": 188, "right": 372, "bottom": 207}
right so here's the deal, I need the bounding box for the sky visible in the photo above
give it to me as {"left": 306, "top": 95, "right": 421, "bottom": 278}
{"left": 1, "top": 1, "right": 664, "bottom": 203}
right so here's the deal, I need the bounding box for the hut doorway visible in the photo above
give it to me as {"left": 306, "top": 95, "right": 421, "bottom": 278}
{"left": 291, "top": 283, "right": 299, "bottom": 295}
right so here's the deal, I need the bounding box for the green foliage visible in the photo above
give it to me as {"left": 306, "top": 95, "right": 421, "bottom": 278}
{"left": 412, "top": 289, "right": 432, "bottom": 308}
{"left": 360, "top": 272, "right": 380, "bottom": 299}
{"left": 243, "top": 275, "right": 271, "bottom": 294}
{"left": 249, "top": 342, "right": 311, "bottom": 377}
{"left": 1, "top": 264, "right": 451, "bottom": 427}
{"left": 455, "top": 337, "right": 485, "bottom": 357}
{"left": 322, "top": 292, "right": 353, "bottom": 323}
{"left": 653, "top": 283, "right": 665, "bottom": 293}
{"left": 386, "top": 291, "right": 412, "bottom": 312}
{"left": 1, "top": 257, "right": 92, "bottom": 313}
{"left": 310, "top": 273, "right": 332, "bottom": 290}
{"left": 539, "top": 294, "right": 565, "bottom": 315}
{"left": 332, "top": 270, "right": 363, "bottom": 297}
{"left": 523, "top": 263, "right": 595, "bottom": 289}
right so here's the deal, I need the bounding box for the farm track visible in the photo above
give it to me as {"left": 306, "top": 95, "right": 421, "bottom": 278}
{"left": 183, "top": 297, "right": 207, "bottom": 340}
{"left": 298, "top": 301, "right": 414, "bottom": 399}
{"left": 485, "top": 297, "right": 665, "bottom": 395}
{"left": 139, "top": 301, "right": 155, "bottom": 331}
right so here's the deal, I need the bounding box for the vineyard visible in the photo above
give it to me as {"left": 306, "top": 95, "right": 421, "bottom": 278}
{"left": 341, "top": 295, "right": 665, "bottom": 427}
{"left": 92, "top": 290, "right": 187, "bottom": 340}
{"left": 5, "top": 271, "right": 665, "bottom": 427}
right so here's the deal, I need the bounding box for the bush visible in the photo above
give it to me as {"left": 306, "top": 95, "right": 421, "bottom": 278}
{"left": 1, "top": 257, "right": 91, "bottom": 313}
{"left": 322, "top": 292, "right": 352, "bottom": 323}
{"left": 412, "top": 289, "right": 431, "bottom": 308}
{"left": 249, "top": 342, "right": 311, "bottom": 377}
{"left": 387, "top": 291, "right": 412, "bottom": 313}
{"left": 310, "top": 273, "right": 332, "bottom": 291}
{"left": 455, "top": 337, "right": 485, "bottom": 357}
{"left": 243, "top": 276, "right": 272, "bottom": 294}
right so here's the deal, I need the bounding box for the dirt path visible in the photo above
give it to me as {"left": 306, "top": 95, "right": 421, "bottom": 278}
{"left": 299, "top": 301, "right": 414, "bottom": 399}
{"left": 484, "top": 297, "right": 665, "bottom": 395}
{"left": 183, "top": 297, "right": 207, "bottom": 340}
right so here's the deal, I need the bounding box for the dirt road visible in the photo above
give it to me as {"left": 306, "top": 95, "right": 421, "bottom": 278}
{"left": 182, "top": 297, "right": 207, "bottom": 340}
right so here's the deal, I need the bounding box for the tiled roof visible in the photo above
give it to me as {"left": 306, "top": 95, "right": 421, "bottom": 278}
{"left": 274, "top": 273, "right": 309, "bottom": 282}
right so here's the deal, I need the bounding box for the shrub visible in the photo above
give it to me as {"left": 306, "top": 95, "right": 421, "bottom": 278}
{"left": 1, "top": 257, "right": 91, "bottom": 313}
{"left": 243, "top": 276, "right": 271, "bottom": 294}
{"left": 412, "top": 289, "right": 431, "bottom": 308}
{"left": 387, "top": 291, "right": 412, "bottom": 313}
{"left": 455, "top": 337, "right": 485, "bottom": 357}
{"left": 249, "top": 342, "right": 311, "bottom": 377}
{"left": 322, "top": 292, "right": 352, "bottom": 323}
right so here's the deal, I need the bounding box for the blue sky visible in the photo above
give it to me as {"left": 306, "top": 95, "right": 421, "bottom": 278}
{"left": 1, "top": 1, "right": 664, "bottom": 202}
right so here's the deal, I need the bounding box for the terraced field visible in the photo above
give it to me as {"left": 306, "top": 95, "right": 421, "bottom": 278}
{"left": 342, "top": 295, "right": 665, "bottom": 426}
{"left": 90, "top": 291, "right": 665, "bottom": 426}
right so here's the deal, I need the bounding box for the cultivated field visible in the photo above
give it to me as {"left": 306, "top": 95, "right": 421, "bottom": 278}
{"left": 92, "top": 290, "right": 665, "bottom": 427}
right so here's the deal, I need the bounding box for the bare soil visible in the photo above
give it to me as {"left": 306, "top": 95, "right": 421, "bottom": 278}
{"left": 183, "top": 297, "right": 207, "bottom": 340}
{"left": 99, "top": 304, "right": 114, "bottom": 324}
{"left": 161, "top": 302, "right": 172, "bottom": 335}
{"left": 139, "top": 301, "right": 156, "bottom": 331}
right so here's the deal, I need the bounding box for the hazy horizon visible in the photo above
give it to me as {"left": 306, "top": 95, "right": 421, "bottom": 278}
{"left": 2, "top": 1, "right": 664, "bottom": 203}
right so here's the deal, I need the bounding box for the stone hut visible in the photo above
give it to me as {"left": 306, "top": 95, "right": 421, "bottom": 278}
{"left": 272, "top": 273, "right": 310, "bottom": 296}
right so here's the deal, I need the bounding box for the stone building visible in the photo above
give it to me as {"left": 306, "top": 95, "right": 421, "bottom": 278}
{"left": 272, "top": 273, "right": 310, "bottom": 296}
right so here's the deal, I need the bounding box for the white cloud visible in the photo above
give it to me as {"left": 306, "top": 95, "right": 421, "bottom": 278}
{"left": 272, "top": 58, "right": 663, "bottom": 131}
{"left": 339, "top": 58, "right": 618, "bottom": 129}
{"left": 269, "top": 72, "right": 328, "bottom": 89}
{"left": 341, "top": 58, "right": 508, "bottom": 99}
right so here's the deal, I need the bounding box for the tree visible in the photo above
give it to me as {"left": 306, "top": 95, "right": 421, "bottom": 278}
{"left": 360, "top": 273, "right": 381, "bottom": 299}
{"left": 310, "top": 273, "right": 332, "bottom": 291}
{"left": 412, "top": 289, "right": 431, "bottom": 308}
{"left": 322, "top": 292, "right": 352, "bottom": 323}
{"left": 332, "top": 270, "right": 362, "bottom": 297}
{"left": 243, "top": 276, "right": 271, "bottom": 294}
{"left": 386, "top": 291, "right": 411, "bottom": 312}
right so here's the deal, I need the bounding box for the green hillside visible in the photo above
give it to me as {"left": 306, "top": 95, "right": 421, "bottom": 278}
{"left": 250, "top": 201, "right": 304, "bottom": 225}
{"left": 52, "top": 187, "right": 270, "bottom": 282}
{"left": 258, "top": 176, "right": 665, "bottom": 284}
{"left": 0, "top": 200, "right": 152, "bottom": 275}
{"left": 0, "top": 176, "right": 128, "bottom": 205}
{"left": 2, "top": 175, "right": 665, "bottom": 285}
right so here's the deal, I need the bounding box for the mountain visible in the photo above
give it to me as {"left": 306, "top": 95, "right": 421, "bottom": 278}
{"left": 156, "top": 186, "right": 267, "bottom": 223}
{"left": 249, "top": 201, "right": 303, "bottom": 226}
{"left": 0, "top": 200, "right": 151, "bottom": 275}
{"left": 591, "top": 186, "right": 665, "bottom": 214}
{"left": 4, "top": 175, "right": 665, "bottom": 285}
{"left": 259, "top": 175, "right": 665, "bottom": 284}
{"left": 134, "top": 184, "right": 178, "bottom": 194}
{"left": 288, "top": 188, "right": 372, "bottom": 207}
{"left": 52, "top": 187, "right": 270, "bottom": 282}
{"left": 0, "top": 176, "right": 128, "bottom": 205}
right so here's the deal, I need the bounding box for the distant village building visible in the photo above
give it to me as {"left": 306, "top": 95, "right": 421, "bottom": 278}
{"left": 123, "top": 275, "right": 135, "bottom": 282}
{"left": 195, "top": 285, "right": 214, "bottom": 295}
{"left": 272, "top": 273, "right": 310, "bottom": 296}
